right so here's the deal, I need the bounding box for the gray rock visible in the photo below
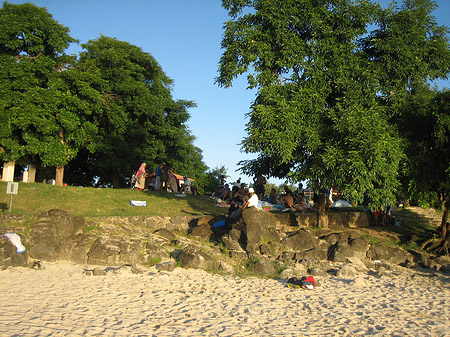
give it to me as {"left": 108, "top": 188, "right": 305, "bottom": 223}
{"left": 280, "top": 268, "right": 295, "bottom": 279}
{"left": 328, "top": 242, "right": 353, "bottom": 262}
{"left": 236, "top": 208, "right": 280, "bottom": 253}
{"left": 87, "top": 237, "right": 143, "bottom": 266}
{"left": 216, "top": 261, "right": 233, "bottom": 273}
{"left": 70, "top": 233, "right": 96, "bottom": 264}
{"left": 350, "top": 277, "right": 368, "bottom": 287}
{"left": 367, "top": 243, "right": 413, "bottom": 265}
{"left": 27, "top": 209, "right": 85, "bottom": 262}
{"left": 349, "top": 236, "right": 369, "bottom": 256}
{"left": 308, "top": 267, "right": 329, "bottom": 277}
{"left": 178, "top": 245, "right": 215, "bottom": 270}
{"left": 260, "top": 242, "right": 277, "bottom": 257}
{"left": 229, "top": 250, "right": 248, "bottom": 259}
{"left": 281, "top": 229, "right": 320, "bottom": 251}
{"left": 190, "top": 224, "right": 213, "bottom": 241}
{"left": 336, "top": 264, "right": 357, "bottom": 277}
{"left": 153, "top": 228, "right": 177, "bottom": 241}
{"left": 156, "top": 260, "right": 176, "bottom": 272}
{"left": 196, "top": 215, "right": 215, "bottom": 227}
{"left": 93, "top": 268, "right": 106, "bottom": 276}
{"left": 251, "top": 257, "right": 276, "bottom": 276}
{"left": 295, "top": 247, "right": 328, "bottom": 262}
{"left": 222, "top": 236, "right": 244, "bottom": 252}
{"left": 346, "top": 257, "right": 369, "bottom": 273}
{"left": 145, "top": 241, "right": 170, "bottom": 260}
{"left": 228, "top": 228, "right": 242, "bottom": 242}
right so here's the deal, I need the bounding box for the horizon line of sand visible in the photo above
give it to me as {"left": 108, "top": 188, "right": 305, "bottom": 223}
{"left": 0, "top": 262, "right": 449, "bottom": 336}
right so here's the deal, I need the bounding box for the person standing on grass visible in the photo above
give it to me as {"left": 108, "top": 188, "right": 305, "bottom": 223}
{"left": 161, "top": 161, "right": 169, "bottom": 191}
{"left": 155, "top": 162, "right": 163, "bottom": 191}
{"left": 135, "top": 163, "right": 148, "bottom": 191}
{"left": 168, "top": 167, "right": 178, "bottom": 193}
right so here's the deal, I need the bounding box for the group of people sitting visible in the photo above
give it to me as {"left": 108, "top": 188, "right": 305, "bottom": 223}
{"left": 133, "top": 162, "right": 196, "bottom": 194}
{"left": 277, "top": 186, "right": 307, "bottom": 211}
{"left": 215, "top": 181, "right": 308, "bottom": 213}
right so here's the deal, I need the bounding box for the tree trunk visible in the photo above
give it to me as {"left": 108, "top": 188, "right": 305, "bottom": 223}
{"left": 1, "top": 161, "right": 15, "bottom": 182}
{"left": 316, "top": 188, "right": 328, "bottom": 228}
{"left": 112, "top": 171, "right": 120, "bottom": 189}
{"left": 438, "top": 196, "right": 449, "bottom": 236}
{"left": 55, "top": 166, "right": 64, "bottom": 186}
{"left": 421, "top": 196, "right": 450, "bottom": 256}
{"left": 28, "top": 163, "right": 36, "bottom": 183}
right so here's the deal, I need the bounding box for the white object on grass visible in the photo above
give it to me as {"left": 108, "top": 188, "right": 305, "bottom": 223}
{"left": 130, "top": 200, "right": 147, "bottom": 207}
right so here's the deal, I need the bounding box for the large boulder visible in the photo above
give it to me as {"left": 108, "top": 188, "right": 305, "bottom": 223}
{"left": 178, "top": 244, "right": 215, "bottom": 270}
{"left": 280, "top": 228, "right": 320, "bottom": 251}
{"left": 28, "top": 209, "right": 85, "bottom": 261}
{"left": 87, "top": 237, "right": 143, "bottom": 266}
{"left": 70, "top": 233, "right": 97, "bottom": 264}
{"left": 294, "top": 247, "right": 328, "bottom": 262}
{"left": 233, "top": 208, "right": 280, "bottom": 253}
{"left": 251, "top": 257, "right": 276, "bottom": 276}
{"left": 327, "top": 234, "right": 369, "bottom": 262}
{"left": 366, "top": 243, "right": 413, "bottom": 265}
{"left": 190, "top": 224, "right": 213, "bottom": 241}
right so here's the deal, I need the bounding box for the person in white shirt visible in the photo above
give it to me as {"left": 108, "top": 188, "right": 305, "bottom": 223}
{"left": 242, "top": 187, "right": 260, "bottom": 209}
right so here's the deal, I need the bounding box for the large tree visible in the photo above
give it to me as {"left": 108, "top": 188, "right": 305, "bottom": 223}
{"left": 217, "top": 0, "right": 448, "bottom": 227}
{"left": 0, "top": 2, "right": 97, "bottom": 185}
{"left": 64, "top": 36, "right": 206, "bottom": 188}
{"left": 398, "top": 87, "right": 449, "bottom": 254}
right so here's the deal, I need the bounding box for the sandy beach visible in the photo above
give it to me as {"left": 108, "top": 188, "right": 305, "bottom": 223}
{"left": 0, "top": 262, "right": 449, "bottom": 336}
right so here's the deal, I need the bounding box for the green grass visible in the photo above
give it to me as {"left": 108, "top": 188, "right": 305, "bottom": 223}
{"left": 0, "top": 181, "right": 227, "bottom": 218}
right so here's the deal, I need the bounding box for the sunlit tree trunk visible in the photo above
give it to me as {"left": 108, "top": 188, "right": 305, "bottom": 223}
{"left": 316, "top": 188, "right": 328, "bottom": 228}
{"left": 1, "top": 161, "right": 15, "bottom": 181}
{"left": 55, "top": 166, "right": 64, "bottom": 186}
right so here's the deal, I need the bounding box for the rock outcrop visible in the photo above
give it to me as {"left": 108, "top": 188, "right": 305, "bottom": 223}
{"left": 0, "top": 208, "right": 448, "bottom": 280}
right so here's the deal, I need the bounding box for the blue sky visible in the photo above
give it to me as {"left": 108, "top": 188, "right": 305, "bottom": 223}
{"left": 6, "top": 0, "right": 450, "bottom": 186}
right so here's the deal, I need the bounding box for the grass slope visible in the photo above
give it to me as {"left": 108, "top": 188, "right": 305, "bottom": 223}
{"left": 0, "top": 182, "right": 227, "bottom": 217}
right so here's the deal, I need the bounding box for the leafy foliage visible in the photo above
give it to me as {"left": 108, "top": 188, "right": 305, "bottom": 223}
{"left": 0, "top": 1, "right": 85, "bottom": 168}
{"left": 217, "top": 0, "right": 449, "bottom": 212}
{"left": 0, "top": 3, "right": 207, "bottom": 188}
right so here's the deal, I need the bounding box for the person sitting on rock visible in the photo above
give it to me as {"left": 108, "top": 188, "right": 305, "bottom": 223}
{"left": 234, "top": 183, "right": 247, "bottom": 200}
{"left": 268, "top": 188, "right": 278, "bottom": 205}
{"left": 221, "top": 183, "right": 231, "bottom": 201}
{"left": 280, "top": 187, "right": 295, "bottom": 209}
{"left": 293, "top": 193, "right": 307, "bottom": 211}
{"left": 242, "top": 187, "right": 259, "bottom": 210}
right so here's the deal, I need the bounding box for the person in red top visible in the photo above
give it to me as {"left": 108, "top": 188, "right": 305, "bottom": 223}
{"left": 135, "top": 163, "right": 148, "bottom": 191}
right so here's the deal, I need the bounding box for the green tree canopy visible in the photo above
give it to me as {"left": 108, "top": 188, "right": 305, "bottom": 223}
{"left": 65, "top": 36, "right": 206, "bottom": 187}
{"left": 0, "top": 2, "right": 100, "bottom": 185}
{"left": 1, "top": 3, "right": 207, "bottom": 187}
{"left": 217, "top": 0, "right": 449, "bottom": 223}
{"left": 397, "top": 87, "right": 450, "bottom": 254}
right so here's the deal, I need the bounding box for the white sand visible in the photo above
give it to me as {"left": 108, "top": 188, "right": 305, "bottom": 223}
{"left": 0, "top": 262, "right": 449, "bottom": 336}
